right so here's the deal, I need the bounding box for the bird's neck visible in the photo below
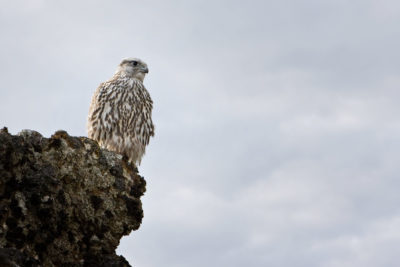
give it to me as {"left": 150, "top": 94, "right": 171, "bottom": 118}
{"left": 114, "top": 71, "right": 144, "bottom": 82}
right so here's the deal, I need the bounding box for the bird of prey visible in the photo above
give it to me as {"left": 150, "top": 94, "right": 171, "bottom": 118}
{"left": 87, "top": 58, "right": 154, "bottom": 165}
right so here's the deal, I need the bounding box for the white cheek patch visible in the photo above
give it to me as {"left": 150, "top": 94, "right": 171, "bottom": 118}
{"left": 125, "top": 65, "right": 134, "bottom": 72}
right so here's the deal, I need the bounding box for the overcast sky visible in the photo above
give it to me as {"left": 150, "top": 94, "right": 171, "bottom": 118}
{"left": 1, "top": 1, "right": 400, "bottom": 266}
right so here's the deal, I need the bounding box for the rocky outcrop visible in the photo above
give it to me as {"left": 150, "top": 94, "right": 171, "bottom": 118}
{"left": 0, "top": 128, "right": 146, "bottom": 266}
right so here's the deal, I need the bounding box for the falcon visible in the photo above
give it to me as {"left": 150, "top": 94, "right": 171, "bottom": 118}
{"left": 87, "top": 58, "right": 154, "bottom": 165}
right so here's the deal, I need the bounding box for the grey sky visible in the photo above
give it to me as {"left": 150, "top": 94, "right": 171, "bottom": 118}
{"left": 1, "top": 1, "right": 400, "bottom": 266}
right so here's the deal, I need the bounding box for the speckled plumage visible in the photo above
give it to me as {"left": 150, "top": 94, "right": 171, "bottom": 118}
{"left": 87, "top": 58, "right": 154, "bottom": 165}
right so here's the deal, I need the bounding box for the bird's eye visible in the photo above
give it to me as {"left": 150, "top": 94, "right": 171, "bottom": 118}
{"left": 132, "top": 61, "right": 138, "bottom": 66}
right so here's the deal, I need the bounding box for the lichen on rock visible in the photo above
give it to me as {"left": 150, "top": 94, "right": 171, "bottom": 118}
{"left": 0, "top": 127, "right": 146, "bottom": 266}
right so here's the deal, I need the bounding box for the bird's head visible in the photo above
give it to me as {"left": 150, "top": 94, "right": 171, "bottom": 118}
{"left": 117, "top": 58, "right": 149, "bottom": 81}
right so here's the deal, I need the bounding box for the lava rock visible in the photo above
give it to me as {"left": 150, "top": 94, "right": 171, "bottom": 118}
{"left": 0, "top": 127, "right": 146, "bottom": 266}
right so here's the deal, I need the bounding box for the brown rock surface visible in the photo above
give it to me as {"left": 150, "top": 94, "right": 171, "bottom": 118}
{"left": 0, "top": 128, "right": 146, "bottom": 266}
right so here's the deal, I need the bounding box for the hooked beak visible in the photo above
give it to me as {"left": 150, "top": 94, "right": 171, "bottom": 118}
{"left": 141, "top": 67, "right": 149, "bottom": 74}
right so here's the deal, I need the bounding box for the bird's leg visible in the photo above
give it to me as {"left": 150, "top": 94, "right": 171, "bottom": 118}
{"left": 121, "top": 154, "right": 138, "bottom": 171}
